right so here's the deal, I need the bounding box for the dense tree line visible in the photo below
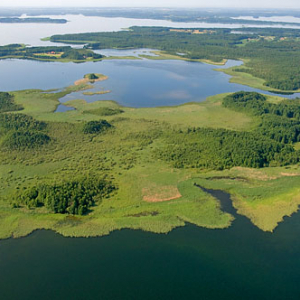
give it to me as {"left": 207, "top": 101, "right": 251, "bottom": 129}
{"left": 223, "top": 92, "right": 300, "bottom": 143}
{"left": 0, "top": 113, "right": 50, "bottom": 150}
{"left": 223, "top": 92, "right": 300, "bottom": 118}
{"left": 13, "top": 177, "right": 116, "bottom": 215}
{"left": 83, "top": 120, "right": 112, "bottom": 134}
{"left": 157, "top": 91, "right": 300, "bottom": 170}
{"left": 156, "top": 127, "right": 299, "bottom": 170}
{"left": 84, "top": 107, "right": 124, "bottom": 116}
{"left": 2, "top": 130, "right": 50, "bottom": 150}
{"left": 51, "top": 26, "right": 300, "bottom": 90}
{"left": 0, "top": 44, "right": 103, "bottom": 61}
{"left": 0, "top": 113, "right": 47, "bottom": 131}
{"left": 0, "top": 92, "right": 22, "bottom": 113}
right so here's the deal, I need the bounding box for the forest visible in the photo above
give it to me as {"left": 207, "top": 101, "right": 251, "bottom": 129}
{"left": 0, "top": 113, "right": 50, "bottom": 150}
{"left": 12, "top": 177, "right": 116, "bottom": 215}
{"left": 0, "top": 92, "right": 22, "bottom": 113}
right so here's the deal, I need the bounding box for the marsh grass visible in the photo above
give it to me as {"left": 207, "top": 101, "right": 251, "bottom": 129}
{"left": 1, "top": 86, "right": 299, "bottom": 238}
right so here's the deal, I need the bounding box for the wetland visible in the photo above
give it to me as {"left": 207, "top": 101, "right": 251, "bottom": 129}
{"left": 2, "top": 10, "right": 300, "bottom": 300}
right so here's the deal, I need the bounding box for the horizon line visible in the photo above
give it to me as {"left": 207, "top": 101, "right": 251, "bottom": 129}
{"left": 0, "top": 6, "right": 300, "bottom": 10}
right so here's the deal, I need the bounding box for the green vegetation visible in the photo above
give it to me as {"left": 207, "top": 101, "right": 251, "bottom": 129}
{"left": 83, "top": 120, "right": 112, "bottom": 134}
{"left": 0, "top": 113, "right": 50, "bottom": 150}
{"left": 1, "top": 80, "right": 300, "bottom": 238}
{"left": 86, "top": 73, "right": 99, "bottom": 80}
{"left": 50, "top": 26, "right": 300, "bottom": 91}
{"left": 83, "top": 107, "right": 124, "bottom": 116}
{"left": 3, "top": 24, "right": 300, "bottom": 237}
{"left": 157, "top": 127, "right": 298, "bottom": 170}
{"left": 191, "top": 166, "right": 300, "bottom": 232}
{"left": 0, "top": 92, "right": 22, "bottom": 113}
{"left": 13, "top": 177, "right": 115, "bottom": 215}
{"left": 223, "top": 92, "right": 300, "bottom": 144}
{"left": 2, "top": 130, "right": 50, "bottom": 150}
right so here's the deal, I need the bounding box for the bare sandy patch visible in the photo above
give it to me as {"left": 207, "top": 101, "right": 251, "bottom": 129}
{"left": 143, "top": 186, "right": 182, "bottom": 202}
{"left": 280, "top": 172, "right": 300, "bottom": 177}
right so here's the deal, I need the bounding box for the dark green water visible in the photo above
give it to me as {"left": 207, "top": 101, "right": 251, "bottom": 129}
{"left": 1, "top": 190, "right": 300, "bottom": 300}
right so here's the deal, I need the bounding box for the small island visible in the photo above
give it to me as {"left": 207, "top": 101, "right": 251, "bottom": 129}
{"left": 74, "top": 73, "right": 108, "bottom": 86}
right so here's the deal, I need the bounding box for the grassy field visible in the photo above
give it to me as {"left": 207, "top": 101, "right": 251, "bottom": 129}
{"left": 1, "top": 74, "right": 300, "bottom": 239}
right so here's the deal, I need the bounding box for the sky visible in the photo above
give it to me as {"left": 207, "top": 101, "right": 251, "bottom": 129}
{"left": 0, "top": 0, "right": 299, "bottom": 9}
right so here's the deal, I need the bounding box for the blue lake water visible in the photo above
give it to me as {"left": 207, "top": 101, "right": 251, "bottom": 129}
{"left": 0, "top": 57, "right": 299, "bottom": 112}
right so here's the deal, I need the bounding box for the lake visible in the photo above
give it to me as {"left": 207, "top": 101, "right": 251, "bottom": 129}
{"left": 1, "top": 190, "right": 300, "bottom": 300}
{"left": 0, "top": 57, "right": 299, "bottom": 111}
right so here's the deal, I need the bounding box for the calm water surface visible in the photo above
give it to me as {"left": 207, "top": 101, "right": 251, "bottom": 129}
{"left": 1, "top": 190, "right": 300, "bottom": 300}
{"left": 0, "top": 58, "right": 299, "bottom": 111}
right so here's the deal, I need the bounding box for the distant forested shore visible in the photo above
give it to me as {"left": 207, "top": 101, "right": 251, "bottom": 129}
{"left": 50, "top": 26, "right": 300, "bottom": 91}
{"left": 0, "top": 17, "right": 67, "bottom": 23}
